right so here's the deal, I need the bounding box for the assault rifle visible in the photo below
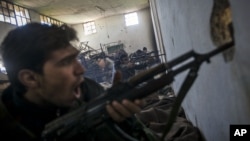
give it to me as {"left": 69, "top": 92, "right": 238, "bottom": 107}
{"left": 41, "top": 41, "right": 234, "bottom": 141}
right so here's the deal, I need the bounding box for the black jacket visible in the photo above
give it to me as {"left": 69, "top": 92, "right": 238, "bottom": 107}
{"left": 0, "top": 77, "right": 104, "bottom": 141}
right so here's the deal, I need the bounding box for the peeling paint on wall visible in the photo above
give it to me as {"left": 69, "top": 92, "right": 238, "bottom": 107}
{"left": 210, "top": 0, "right": 235, "bottom": 62}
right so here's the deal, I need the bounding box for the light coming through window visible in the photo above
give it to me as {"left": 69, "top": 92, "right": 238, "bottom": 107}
{"left": 125, "top": 12, "right": 139, "bottom": 26}
{"left": 83, "top": 21, "right": 97, "bottom": 35}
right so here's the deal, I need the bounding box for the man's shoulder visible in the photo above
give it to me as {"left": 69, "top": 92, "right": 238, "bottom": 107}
{"left": 0, "top": 87, "right": 14, "bottom": 127}
{"left": 0, "top": 92, "right": 8, "bottom": 119}
{"left": 0, "top": 89, "right": 14, "bottom": 132}
{"left": 0, "top": 87, "right": 37, "bottom": 139}
{"left": 0, "top": 87, "right": 11, "bottom": 118}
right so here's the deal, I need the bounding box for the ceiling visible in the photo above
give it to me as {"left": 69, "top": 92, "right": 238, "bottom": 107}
{"left": 9, "top": 0, "right": 150, "bottom": 24}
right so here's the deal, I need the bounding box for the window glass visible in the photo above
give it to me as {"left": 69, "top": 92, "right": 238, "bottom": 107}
{"left": 0, "top": 1, "right": 30, "bottom": 26}
{"left": 125, "top": 12, "right": 139, "bottom": 26}
{"left": 83, "top": 21, "right": 97, "bottom": 35}
{"left": 40, "top": 15, "right": 64, "bottom": 26}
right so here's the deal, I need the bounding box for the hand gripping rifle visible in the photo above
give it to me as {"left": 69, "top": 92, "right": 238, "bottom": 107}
{"left": 41, "top": 41, "right": 234, "bottom": 141}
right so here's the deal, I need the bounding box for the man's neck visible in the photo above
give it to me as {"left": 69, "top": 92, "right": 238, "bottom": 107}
{"left": 24, "top": 90, "right": 56, "bottom": 109}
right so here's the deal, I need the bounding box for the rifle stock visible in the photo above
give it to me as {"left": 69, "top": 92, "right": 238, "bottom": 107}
{"left": 42, "top": 41, "right": 233, "bottom": 140}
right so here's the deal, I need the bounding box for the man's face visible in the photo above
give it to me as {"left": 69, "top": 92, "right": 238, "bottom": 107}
{"left": 121, "top": 57, "right": 129, "bottom": 64}
{"left": 97, "top": 58, "right": 106, "bottom": 69}
{"left": 36, "top": 46, "right": 85, "bottom": 107}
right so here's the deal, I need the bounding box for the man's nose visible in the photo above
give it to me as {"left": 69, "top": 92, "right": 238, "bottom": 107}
{"left": 75, "top": 60, "right": 85, "bottom": 75}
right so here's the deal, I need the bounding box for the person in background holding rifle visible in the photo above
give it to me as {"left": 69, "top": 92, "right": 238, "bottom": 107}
{"left": 94, "top": 52, "right": 115, "bottom": 85}
{"left": 114, "top": 50, "right": 136, "bottom": 81}
{"left": 0, "top": 23, "right": 152, "bottom": 141}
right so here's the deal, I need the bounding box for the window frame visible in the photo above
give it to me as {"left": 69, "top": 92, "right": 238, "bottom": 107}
{"left": 0, "top": 0, "right": 31, "bottom": 26}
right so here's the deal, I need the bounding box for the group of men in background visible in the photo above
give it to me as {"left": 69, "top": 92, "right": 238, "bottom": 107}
{"left": 80, "top": 47, "right": 161, "bottom": 85}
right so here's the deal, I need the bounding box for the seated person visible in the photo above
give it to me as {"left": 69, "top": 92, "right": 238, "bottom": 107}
{"left": 95, "top": 53, "right": 115, "bottom": 85}
{"left": 114, "top": 53, "right": 135, "bottom": 81}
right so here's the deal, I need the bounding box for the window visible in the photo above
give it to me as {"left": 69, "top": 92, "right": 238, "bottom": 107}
{"left": 40, "top": 15, "right": 64, "bottom": 26}
{"left": 83, "top": 21, "right": 96, "bottom": 35}
{"left": 0, "top": 0, "right": 30, "bottom": 26}
{"left": 125, "top": 12, "right": 138, "bottom": 26}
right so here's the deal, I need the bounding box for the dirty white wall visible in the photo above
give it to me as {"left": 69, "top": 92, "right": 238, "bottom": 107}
{"left": 72, "top": 7, "right": 156, "bottom": 54}
{"left": 0, "top": 23, "right": 16, "bottom": 44}
{"left": 152, "top": 0, "right": 250, "bottom": 141}
{"left": 0, "top": 23, "right": 15, "bottom": 67}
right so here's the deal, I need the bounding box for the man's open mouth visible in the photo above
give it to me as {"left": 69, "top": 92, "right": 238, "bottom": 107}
{"left": 73, "top": 86, "right": 81, "bottom": 99}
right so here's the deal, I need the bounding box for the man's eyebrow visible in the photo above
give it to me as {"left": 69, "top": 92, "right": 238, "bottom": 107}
{"left": 58, "top": 51, "right": 80, "bottom": 63}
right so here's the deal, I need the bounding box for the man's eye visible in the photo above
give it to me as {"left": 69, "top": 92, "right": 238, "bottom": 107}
{"left": 60, "top": 59, "right": 72, "bottom": 65}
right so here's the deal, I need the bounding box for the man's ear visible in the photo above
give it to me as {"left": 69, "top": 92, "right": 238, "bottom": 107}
{"left": 18, "top": 69, "right": 40, "bottom": 88}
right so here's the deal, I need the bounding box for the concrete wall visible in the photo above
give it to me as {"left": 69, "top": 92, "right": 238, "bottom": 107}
{"left": 153, "top": 0, "right": 250, "bottom": 141}
{"left": 0, "top": 22, "right": 16, "bottom": 67}
{"left": 72, "top": 7, "right": 156, "bottom": 54}
{"left": 0, "top": 23, "right": 16, "bottom": 44}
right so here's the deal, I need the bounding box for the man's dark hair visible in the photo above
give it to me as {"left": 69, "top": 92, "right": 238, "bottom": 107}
{"left": 0, "top": 22, "right": 78, "bottom": 93}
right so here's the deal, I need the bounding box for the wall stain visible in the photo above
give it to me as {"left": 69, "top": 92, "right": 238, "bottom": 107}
{"left": 210, "top": 0, "right": 235, "bottom": 62}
